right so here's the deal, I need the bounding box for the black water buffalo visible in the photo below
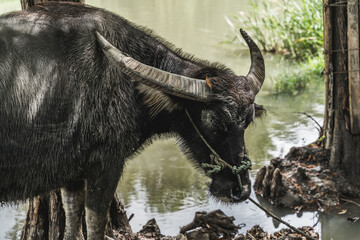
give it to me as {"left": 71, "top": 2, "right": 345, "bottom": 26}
{"left": 0, "top": 2, "right": 265, "bottom": 239}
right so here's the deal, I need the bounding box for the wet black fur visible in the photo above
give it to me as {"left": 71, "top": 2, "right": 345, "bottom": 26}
{"left": 0, "top": 2, "right": 262, "bottom": 205}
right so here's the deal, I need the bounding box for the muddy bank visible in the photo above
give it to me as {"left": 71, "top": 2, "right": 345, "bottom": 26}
{"left": 253, "top": 145, "right": 360, "bottom": 210}
{"left": 111, "top": 209, "right": 319, "bottom": 240}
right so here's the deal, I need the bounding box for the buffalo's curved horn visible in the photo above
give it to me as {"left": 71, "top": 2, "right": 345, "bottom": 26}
{"left": 240, "top": 29, "right": 265, "bottom": 95}
{"left": 95, "top": 32, "right": 211, "bottom": 102}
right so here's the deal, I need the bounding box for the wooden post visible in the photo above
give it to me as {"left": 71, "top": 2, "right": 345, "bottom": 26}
{"left": 326, "top": 0, "right": 360, "bottom": 185}
{"left": 323, "top": 0, "right": 334, "bottom": 148}
{"left": 348, "top": 0, "right": 360, "bottom": 134}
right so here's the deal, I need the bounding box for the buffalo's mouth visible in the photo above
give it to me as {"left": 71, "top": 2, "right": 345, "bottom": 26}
{"left": 209, "top": 169, "right": 251, "bottom": 203}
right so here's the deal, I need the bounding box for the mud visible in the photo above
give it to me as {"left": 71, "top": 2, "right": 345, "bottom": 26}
{"left": 254, "top": 145, "right": 360, "bottom": 210}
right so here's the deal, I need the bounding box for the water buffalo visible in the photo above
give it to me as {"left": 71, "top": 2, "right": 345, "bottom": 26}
{"left": 0, "top": 2, "right": 265, "bottom": 240}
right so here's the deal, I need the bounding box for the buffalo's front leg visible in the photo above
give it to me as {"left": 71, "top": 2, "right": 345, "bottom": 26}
{"left": 61, "top": 180, "right": 85, "bottom": 240}
{"left": 85, "top": 160, "right": 122, "bottom": 240}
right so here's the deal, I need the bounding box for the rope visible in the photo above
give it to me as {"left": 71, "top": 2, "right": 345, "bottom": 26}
{"left": 324, "top": 48, "right": 360, "bottom": 54}
{"left": 327, "top": 1, "right": 356, "bottom": 7}
{"left": 184, "top": 109, "right": 251, "bottom": 190}
{"left": 329, "top": 2, "right": 347, "bottom": 7}
{"left": 184, "top": 109, "right": 316, "bottom": 240}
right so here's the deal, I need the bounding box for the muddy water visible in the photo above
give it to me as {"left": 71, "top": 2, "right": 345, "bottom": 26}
{"left": 0, "top": 0, "right": 359, "bottom": 239}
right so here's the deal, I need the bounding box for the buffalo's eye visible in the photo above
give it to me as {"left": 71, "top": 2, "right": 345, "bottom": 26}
{"left": 237, "top": 104, "right": 255, "bottom": 128}
{"left": 244, "top": 107, "right": 256, "bottom": 127}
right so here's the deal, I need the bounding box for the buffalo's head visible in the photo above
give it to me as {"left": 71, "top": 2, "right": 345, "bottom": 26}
{"left": 96, "top": 29, "right": 265, "bottom": 203}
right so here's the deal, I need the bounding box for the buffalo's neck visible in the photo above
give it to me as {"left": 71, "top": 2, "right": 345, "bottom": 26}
{"left": 142, "top": 99, "right": 201, "bottom": 139}
{"left": 143, "top": 105, "right": 211, "bottom": 165}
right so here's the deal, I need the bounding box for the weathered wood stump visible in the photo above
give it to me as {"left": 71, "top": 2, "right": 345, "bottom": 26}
{"left": 21, "top": 191, "right": 64, "bottom": 240}
{"left": 20, "top": 192, "right": 131, "bottom": 240}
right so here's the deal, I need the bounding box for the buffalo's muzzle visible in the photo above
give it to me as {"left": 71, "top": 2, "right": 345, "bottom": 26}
{"left": 209, "top": 170, "right": 251, "bottom": 203}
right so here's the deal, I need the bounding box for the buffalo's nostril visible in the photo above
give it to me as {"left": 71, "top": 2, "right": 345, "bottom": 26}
{"left": 231, "top": 187, "right": 242, "bottom": 202}
{"left": 231, "top": 184, "right": 251, "bottom": 202}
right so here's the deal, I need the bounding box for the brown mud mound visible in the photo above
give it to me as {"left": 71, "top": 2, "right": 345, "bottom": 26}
{"left": 254, "top": 145, "right": 360, "bottom": 210}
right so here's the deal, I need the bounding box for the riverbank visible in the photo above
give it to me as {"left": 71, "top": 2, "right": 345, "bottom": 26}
{"left": 254, "top": 143, "right": 360, "bottom": 211}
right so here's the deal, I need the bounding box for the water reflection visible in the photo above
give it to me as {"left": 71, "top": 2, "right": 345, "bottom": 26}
{"left": 118, "top": 139, "right": 209, "bottom": 214}
{"left": 0, "top": 205, "right": 26, "bottom": 240}
{"left": 320, "top": 204, "right": 360, "bottom": 240}
{"left": 249, "top": 88, "right": 325, "bottom": 160}
{"left": 1, "top": 0, "right": 359, "bottom": 239}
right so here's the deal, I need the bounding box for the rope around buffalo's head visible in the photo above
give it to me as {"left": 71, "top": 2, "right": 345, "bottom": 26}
{"left": 184, "top": 109, "right": 316, "bottom": 240}
{"left": 184, "top": 109, "right": 252, "bottom": 191}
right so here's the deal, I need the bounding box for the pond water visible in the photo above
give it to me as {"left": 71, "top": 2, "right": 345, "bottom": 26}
{"left": 1, "top": 0, "right": 359, "bottom": 239}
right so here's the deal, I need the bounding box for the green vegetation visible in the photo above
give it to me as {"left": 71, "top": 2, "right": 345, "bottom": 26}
{"left": 225, "top": 0, "right": 324, "bottom": 94}
{"left": 274, "top": 55, "right": 324, "bottom": 94}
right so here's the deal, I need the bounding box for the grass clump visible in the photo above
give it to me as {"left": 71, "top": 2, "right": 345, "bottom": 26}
{"left": 225, "top": 0, "right": 323, "bottom": 61}
{"left": 274, "top": 56, "right": 324, "bottom": 94}
{"left": 225, "top": 0, "right": 324, "bottom": 94}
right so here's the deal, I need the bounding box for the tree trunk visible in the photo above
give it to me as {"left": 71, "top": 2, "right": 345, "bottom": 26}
{"left": 323, "top": 0, "right": 360, "bottom": 188}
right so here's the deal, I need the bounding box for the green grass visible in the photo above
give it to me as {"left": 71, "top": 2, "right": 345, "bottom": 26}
{"left": 225, "top": 0, "right": 324, "bottom": 94}
{"left": 274, "top": 56, "right": 324, "bottom": 94}
{"left": 226, "top": 0, "right": 323, "bottom": 61}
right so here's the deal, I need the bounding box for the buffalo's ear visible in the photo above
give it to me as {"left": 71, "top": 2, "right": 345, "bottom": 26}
{"left": 254, "top": 103, "right": 265, "bottom": 118}
{"left": 205, "top": 76, "right": 212, "bottom": 89}
{"left": 136, "top": 84, "right": 181, "bottom": 118}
